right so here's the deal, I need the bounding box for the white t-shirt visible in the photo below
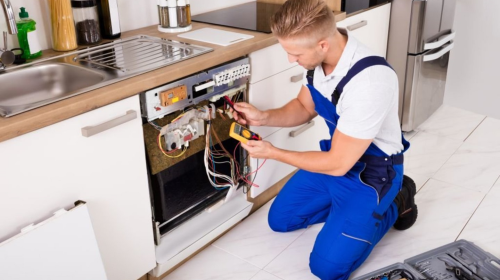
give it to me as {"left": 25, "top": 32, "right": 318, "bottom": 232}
{"left": 303, "top": 28, "right": 403, "bottom": 155}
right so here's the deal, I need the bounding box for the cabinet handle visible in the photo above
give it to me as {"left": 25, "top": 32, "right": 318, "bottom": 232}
{"left": 290, "top": 73, "right": 303, "bottom": 83}
{"left": 347, "top": 20, "right": 367, "bottom": 31}
{"left": 289, "top": 120, "right": 315, "bottom": 138}
{"left": 81, "top": 110, "right": 137, "bottom": 137}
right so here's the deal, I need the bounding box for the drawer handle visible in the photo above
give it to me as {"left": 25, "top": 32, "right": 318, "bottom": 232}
{"left": 81, "top": 110, "right": 137, "bottom": 137}
{"left": 289, "top": 120, "right": 315, "bottom": 138}
{"left": 347, "top": 20, "right": 367, "bottom": 31}
{"left": 290, "top": 73, "right": 303, "bottom": 83}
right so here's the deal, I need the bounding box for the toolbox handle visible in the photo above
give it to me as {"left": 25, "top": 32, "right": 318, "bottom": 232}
{"left": 289, "top": 121, "right": 315, "bottom": 138}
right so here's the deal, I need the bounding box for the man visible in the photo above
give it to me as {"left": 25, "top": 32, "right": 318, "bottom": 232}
{"left": 232, "top": 0, "right": 418, "bottom": 279}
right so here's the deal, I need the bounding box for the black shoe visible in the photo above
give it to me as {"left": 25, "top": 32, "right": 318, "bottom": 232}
{"left": 393, "top": 175, "right": 418, "bottom": 231}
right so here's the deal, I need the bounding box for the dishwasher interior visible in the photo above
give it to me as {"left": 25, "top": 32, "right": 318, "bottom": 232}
{"left": 139, "top": 57, "right": 253, "bottom": 244}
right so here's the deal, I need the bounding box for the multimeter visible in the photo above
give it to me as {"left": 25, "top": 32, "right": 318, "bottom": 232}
{"left": 229, "top": 122, "right": 262, "bottom": 144}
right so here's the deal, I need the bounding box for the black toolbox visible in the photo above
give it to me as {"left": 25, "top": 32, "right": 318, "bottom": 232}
{"left": 352, "top": 240, "right": 500, "bottom": 280}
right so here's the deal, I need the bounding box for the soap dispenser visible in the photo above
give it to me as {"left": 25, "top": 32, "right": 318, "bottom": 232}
{"left": 16, "top": 7, "right": 42, "bottom": 59}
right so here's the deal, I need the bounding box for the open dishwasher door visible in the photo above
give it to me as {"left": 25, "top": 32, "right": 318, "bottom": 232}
{"left": 0, "top": 203, "right": 108, "bottom": 280}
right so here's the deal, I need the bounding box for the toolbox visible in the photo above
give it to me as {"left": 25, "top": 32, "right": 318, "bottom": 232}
{"left": 352, "top": 240, "right": 500, "bottom": 280}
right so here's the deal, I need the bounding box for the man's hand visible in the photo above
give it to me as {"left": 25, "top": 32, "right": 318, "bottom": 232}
{"left": 241, "top": 140, "right": 276, "bottom": 159}
{"left": 232, "top": 102, "right": 267, "bottom": 126}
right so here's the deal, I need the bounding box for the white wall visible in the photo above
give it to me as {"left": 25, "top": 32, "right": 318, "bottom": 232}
{"left": 0, "top": 0, "right": 254, "bottom": 51}
{"left": 444, "top": 0, "right": 500, "bottom": 118}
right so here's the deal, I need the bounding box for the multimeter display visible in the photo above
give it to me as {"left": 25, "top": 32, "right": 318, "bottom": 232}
{"left": 229, "top": 122, "right": 262, "bottom": 144}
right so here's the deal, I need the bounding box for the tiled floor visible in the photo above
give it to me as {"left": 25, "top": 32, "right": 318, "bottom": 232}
{"left": 163, "top": 105, "right": 500, "bottom": 280}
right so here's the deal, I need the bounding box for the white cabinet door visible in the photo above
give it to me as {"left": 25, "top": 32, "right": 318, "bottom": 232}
{"left": 249, "top": 65, "right": 305, "bottom": 139}
{"left": 337, "top": 3, "right": 392, "bottom": 58}
{"left": 249, "top": 43, "right": 298, "bottom": 84}
{"left": 249, "top": 116, "right": 330, "bottom": 198}
{"left": 0, "top": 95, "right": 155, "bottom": 280}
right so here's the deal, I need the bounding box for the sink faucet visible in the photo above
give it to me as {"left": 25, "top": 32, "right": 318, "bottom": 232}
{"left": 1, "top": 0, "right": 17, "bottom": 35}
{"left": 1, "top": 0, "right": 17, "bottom": 70}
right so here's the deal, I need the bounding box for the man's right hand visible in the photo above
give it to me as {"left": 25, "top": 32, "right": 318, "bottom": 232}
{"left": 232, "top": 102, "right": 267, "bottom": 126}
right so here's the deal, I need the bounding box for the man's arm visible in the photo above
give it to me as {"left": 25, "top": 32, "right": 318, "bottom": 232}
{"left": 233, "top": 85, "right": 317, "bottom": 127}
{"left": 263, "top": 85, "right": 317, "bottom": 127}
{"left": 242, "top": 128, "right": 372, "bottom": 176}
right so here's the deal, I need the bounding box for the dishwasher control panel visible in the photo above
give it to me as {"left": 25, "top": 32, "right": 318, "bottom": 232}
{"left": 140, "top": 57, "right": 250, "bottom": 121}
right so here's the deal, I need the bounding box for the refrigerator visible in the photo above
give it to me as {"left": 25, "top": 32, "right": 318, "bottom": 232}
{"left": 387, "top": 0, "right": 457, "bottom": 132}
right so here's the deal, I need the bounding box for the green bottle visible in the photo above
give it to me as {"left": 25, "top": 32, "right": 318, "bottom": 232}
{"left": 16, "top": 7, "right": 42, "bottom": 60}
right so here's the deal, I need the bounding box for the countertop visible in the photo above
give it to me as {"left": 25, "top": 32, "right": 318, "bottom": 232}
{"left": 0, "top": 12, "right": 346, "bottom": 143}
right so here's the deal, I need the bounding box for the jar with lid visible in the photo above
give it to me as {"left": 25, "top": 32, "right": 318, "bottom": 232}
{"left": 185, "top": 0, "right": 191, "bottom": 25}
{"left": 176, "top": 0, "right": 188, "bottom": 27}
{"left": 48, "top": 0, "right": 78, "bottom": 51}
{"left": 158, "top": 0, "right": 169, "bottom": 28}
{"left": 71, "top": 0, "right": 101, "bottom": 45}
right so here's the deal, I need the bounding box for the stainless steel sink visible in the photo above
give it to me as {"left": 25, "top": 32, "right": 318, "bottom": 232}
{"left": 0, "top": 63, "right": 104, "bottom": 115}
{"left": 0, "top": 35, "right": 213, "bottom": 117}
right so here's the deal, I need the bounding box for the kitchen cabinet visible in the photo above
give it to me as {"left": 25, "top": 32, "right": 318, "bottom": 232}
{"left": 249, "top": 116, "right": 329, "bottom": 198}
{"left": 249, "top": 65, "right": 305, "bottom": 139}
{"left": 336, "top": 3, "right": 392, "bottom": 58}
{"left": 0, "top": 95, "right": 156, "bottom": 280}
{"left": 248, "top": 45, "right": 329, "bottom": 199}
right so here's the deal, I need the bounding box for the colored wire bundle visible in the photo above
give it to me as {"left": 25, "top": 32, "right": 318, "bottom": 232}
{"left": 154, "top": 103, "right": 266, "bottom": 191}
{"left": 204, "top": 121, "right": 237, "bottom": 190}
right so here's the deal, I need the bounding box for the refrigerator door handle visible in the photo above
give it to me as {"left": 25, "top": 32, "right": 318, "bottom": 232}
{"left": 424, "top": 32, "right": 456, "bottom": 50}
{"left": 423, "top": 43, "right": 455, "bottom": 62}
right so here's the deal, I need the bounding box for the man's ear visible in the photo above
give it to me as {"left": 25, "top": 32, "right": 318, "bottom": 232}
{"left": 318, "top": 39, "right": 330, "bottom": 53}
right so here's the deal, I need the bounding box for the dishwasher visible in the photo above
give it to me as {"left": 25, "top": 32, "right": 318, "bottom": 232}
{"left": 139, "top": 57, "right": 253, "bottom": 277}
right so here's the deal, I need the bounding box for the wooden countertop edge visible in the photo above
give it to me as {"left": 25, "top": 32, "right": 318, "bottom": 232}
{"left": 0, "top": 12, "right": 346, "bottom": 143}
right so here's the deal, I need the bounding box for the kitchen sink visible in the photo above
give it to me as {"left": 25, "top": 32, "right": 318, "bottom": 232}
{"left": 0, "top": 63, "right": 104, "bottom": 116}
{"left": 0, "top": 35, "right": 213, "bottom": 117}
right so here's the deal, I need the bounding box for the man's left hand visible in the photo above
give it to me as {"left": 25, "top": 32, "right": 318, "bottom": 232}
{"left": 240, "top": 140, "right": 276, "bottom": 159}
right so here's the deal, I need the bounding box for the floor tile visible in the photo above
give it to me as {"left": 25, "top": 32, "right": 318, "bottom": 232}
{"left": 463, "top": 117, "right": 500, "bottom": 149}
{"left": 264, "top": 224, "right": 323, "bottom": 280}
{"left": 403, "top": 130, "right": 419, "bottom": 141}
{"left": 404, "top": 172, "right": 430, "bottom": 192}
{"left": 351, "top": 179, "right": 485, "bottom": 278}
{"left": 404, "top": 131, "right": 462, "bottom": 182}
{"left": 416, "top": 105, "right": 485, "bottom": 141}
{"left": 458, "top": 179, "right": 500, "bottom": 258}
{"left": 162, "top": 246, "right": 260, "bottom": 280}
{"left": 433, "top": 142, "right": 500, "bottom": 193}
{"left": 213, "top": 199, "right": 307, "bottom": 269}
{"left": 250, "top": 270, "right": 283, "bottom": 280}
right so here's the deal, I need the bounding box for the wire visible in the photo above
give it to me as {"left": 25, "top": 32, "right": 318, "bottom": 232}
{"left": 233, "top": 142, "right": 266, "bottom": 188}
{"left": 204, "top": 122, "right": 235, "bottom": 190}
{"left": 157, "top": 133, "right": 187, "bottom": 158}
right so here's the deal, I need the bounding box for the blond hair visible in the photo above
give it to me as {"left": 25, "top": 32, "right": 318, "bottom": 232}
{"left": 270, "top": 0, "right": 336, "bottom": 41}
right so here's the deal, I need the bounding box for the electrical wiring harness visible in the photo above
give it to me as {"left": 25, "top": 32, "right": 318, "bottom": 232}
{"left": 153, "top": 100, "right": 266, "bottom": 191}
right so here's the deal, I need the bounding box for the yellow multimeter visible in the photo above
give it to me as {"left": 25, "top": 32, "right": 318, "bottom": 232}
{"left": 229, "top": 122, "right": 262, "bottom": 144}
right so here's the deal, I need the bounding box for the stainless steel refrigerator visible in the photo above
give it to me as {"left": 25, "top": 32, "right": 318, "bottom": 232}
{"left": 387, "top": 0, "right": 457, "bottom": 132}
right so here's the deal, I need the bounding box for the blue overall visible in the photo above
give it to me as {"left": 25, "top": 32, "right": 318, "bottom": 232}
{"left": 268, "top": 56, "right": 410, "bottom": 280}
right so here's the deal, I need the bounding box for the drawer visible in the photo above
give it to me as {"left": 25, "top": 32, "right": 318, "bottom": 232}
{"left": 249, "top": 116, "right": 330, "bottom": 198}
{"left": 336, "top": 3, "right": 391, "bottom": 58}
{"left": 249, "top": 65, "right": 305, "bottom": 139}
{"left": 249, "top": 43, "right": 298, "bottom": 84}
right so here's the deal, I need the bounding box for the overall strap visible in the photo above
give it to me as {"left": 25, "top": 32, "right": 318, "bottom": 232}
{"left": 306, "top": 69, "right": 315, "bottom": 86}
{"left": 336, "top": 56, "right": 394, "bottom": 95}
{"left": 305, "top": 56, "right": 394, "bottom": 105}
